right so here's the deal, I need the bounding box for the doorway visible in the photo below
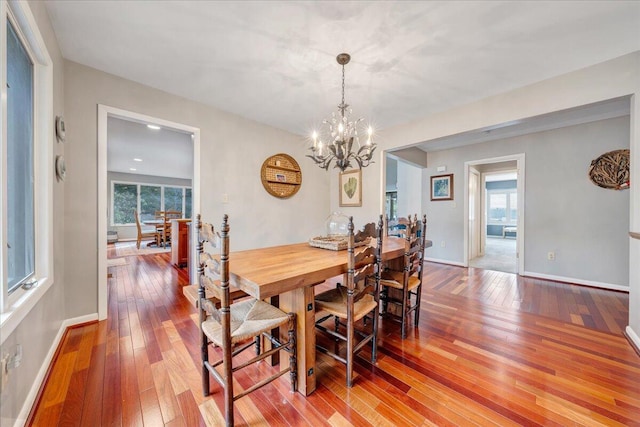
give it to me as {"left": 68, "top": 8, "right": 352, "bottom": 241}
{"left": 97, "top": 105, "right": 201, "bottom": 320}
{"left": 464, "top": 154, "right": 525, "bottom": 274}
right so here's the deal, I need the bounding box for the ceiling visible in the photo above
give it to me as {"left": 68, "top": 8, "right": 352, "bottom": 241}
{"left": 45, "top": 1, "right": 640, "bottom": 149}
{"left": 107, "top": 117, "right": 193, "bottom": 180}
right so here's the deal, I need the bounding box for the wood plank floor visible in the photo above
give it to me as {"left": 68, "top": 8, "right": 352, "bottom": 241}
{"left": 28, "top": 242, "right": 639, "bottom": 426}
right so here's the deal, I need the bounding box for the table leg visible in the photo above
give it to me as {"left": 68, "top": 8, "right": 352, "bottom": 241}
{"left": 268, "top": 295, "right": 279, "bottom": 366}
{"left": 278, "top": 285, "right": 316, "bottom": 396}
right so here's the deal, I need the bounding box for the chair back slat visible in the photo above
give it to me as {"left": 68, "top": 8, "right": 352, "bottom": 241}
{"left": 353, "top": 262, "right": 376, "bottom": 287}
{"left": 199, "top": 222, "right": 218, "bottom": 245}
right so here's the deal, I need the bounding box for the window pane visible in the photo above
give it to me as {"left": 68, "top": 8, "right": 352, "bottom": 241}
{"left": 488, "top": 193, "right": 506, "bottom": 222}
{"left": 140, "top": 185, "right": 161, "bottom": 221}
{"left": 184, "top": 188, "right": 192, "bottom": 219}
{"left": 113, "top": 184, "right": 137, "bottom": 224}
{"left": 510, "top": 193, "right": 518, "bottom": 222}
{"left": 7, "top": 19, "right": 35, "bottom": 291}
{"left": 164, "top": 187, "right": 183, "bottom": 215}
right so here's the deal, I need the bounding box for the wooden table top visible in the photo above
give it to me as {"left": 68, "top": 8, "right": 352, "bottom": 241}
{"left": 227, "top": 237, "right": 408, "bottom": 299}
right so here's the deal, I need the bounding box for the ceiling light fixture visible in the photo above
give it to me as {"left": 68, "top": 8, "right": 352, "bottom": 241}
{"left": 133, "top": 158, "right": 142, "bottom": 162}
{"left": 147, "top": 124, "right": 160, "bottom": 130}
{"left": 307, "top": 53, "right": 375, "bottom": 172}
{"left": 129, "top": 168, "right": 137, "bottom": 171}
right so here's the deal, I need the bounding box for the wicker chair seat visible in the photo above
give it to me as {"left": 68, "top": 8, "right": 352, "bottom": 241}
{"left": 380, "top": 269, "right": 421, "bottom": 291}
{"left": 315, "top": 288, "right": 377, "bottom": 322}
{"left": 202, "top": 298, "right": 289, "bottom": 346}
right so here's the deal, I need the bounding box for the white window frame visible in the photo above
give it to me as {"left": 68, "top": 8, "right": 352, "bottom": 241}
{"left": 0, "top": 1, "right": 54, "bottom": 343}
{"left": 110, "top": 180, "right": 191, "bottom": 226}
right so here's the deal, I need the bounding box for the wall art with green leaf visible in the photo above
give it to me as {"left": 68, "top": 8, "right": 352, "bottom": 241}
{"left": 339, "top": 169, "right": 362, "bottom": 207}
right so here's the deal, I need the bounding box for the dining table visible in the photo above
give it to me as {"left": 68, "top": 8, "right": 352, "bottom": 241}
{"left": 223, "top": 236, "right": 411, "bottom": 396}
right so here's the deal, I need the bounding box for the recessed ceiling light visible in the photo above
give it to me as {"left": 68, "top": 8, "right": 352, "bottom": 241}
{"left": 129, "top": 168, "right": 137, "bottom": 171}
{"left": 147, "top": 124, "right": 160, "bottom": 130}
{"left": 133, "top": 158, "right": 142, "bottom": 162}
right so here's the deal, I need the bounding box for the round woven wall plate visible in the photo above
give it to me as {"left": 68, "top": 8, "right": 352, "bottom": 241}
{"left": 588, "top": 149, "right": 630, "bottom": 190}
{"left": 260, "top": 153, "right": 302, "bottom": 198}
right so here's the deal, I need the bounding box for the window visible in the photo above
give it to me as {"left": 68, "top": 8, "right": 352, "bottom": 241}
{"left": 1, "top": 1, "right": 54, "bottom": 339}
{"left": 487, "top": 189, "right": 517, "bottom": 225}
{"left": 113, "top": 183, "right": 137, "bottom": 224}
{"left": 164, "top": 186, "right": 184, "bottom": 212}
{"left": 140, "top": 185, "right": 161, "bottom": 221}
{"left": 111, "top": 181, "right": 192, "bottom": 225}
{"left": 6, "top": 18, "right": 34, "bottom": 293}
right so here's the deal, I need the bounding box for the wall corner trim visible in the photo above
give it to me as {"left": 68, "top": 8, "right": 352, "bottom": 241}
{"left": 15, "top": 313, "right": 99, "bottom": 427}
{"left": 625, "top": 326, "right": 640, "bottom": 356}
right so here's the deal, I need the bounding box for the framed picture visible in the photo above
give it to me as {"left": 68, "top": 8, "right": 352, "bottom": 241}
{"left": 275, "top": 173, "right": 286, "bottom": 182}
{"left": 430, "top": 174, "right": 453, "bottom": 201}
{"left": 339, "top": 169, "right": 362, "bottom": 207}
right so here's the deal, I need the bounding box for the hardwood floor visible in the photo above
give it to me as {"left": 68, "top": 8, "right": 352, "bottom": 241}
{"left": 28, "top": 243, "right": 638, "bottom": 426}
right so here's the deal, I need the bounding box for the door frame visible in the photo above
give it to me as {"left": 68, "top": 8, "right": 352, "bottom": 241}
{"left": 97, "top": 105, "right": 201, "bottom": 320}
{"left": 468, "top": 166, "right": 482, "bottom": 259}
{"left": 463, "top": 153, "right": 525, "bottom": 274}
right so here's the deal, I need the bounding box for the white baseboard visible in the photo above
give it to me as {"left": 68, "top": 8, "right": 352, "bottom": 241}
{"left": 424, "top": 257, "right": 466, "bottom": 267}
{"left": 625, "top": 326, "right": 640, "bottom": 353}
{"left": 522, "top": 271, "right": 629, "bottom": 292}
{"left": 14, "top": 313, "right": 98, "bottom": 427}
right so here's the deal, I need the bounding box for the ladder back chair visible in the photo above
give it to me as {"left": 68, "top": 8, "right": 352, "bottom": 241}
{"left": 198, "top": 214, "right": 297, "bottom": 427}
{"left": 134, "top": 209, "right": 160, "bottom": 249}
{"left": 314, "top": 215, "right": 383, "bottom": 387}
{"left": 380, "top": 214, "right": 427, "bottom": 339}
{"left": 161, "top": 210, "right": 182, "bottom": 246}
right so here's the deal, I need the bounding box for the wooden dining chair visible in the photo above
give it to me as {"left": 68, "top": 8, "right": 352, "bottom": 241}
{"left": 379, "top": 214, "right": 427, "bottom": 339}
{"left": 314, "top": 215, "right": 383, "bottom": 387}
{"left": 160, "top": 210, "right": 181, "bottom": 246}
{"left": 134, "top": 209, "right": 160, "bottom": 249}
{"left": 198, "top": 214, "right": 297, "bottom": 427}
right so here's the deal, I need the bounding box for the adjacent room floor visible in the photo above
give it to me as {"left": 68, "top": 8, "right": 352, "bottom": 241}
{"left": 469, "top": 236, "right": 517, "bottom": 273}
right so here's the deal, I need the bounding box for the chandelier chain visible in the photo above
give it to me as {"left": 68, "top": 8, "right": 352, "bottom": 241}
{"left": 341, "top": 63, "right": 346, "bottom": 118}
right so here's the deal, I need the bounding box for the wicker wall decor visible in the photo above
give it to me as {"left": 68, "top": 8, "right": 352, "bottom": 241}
{"left": 260, "top": 153, "right": 302, "bottom": 198}
{"left": 588, "top": 149, "right": 630, "bottom": 190}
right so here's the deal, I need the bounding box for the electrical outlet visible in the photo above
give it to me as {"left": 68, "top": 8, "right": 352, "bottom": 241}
{"left": 222, "top": 193, "right": 229, "bottom": 203}
{"left": 7, "top": 344, "right": 21, "bottom": 370}
{"left": 547, "top": 251, "right": 555, "bottom": 261}
{"left": 441, "top": 241, "right": 446, "bottom": 248}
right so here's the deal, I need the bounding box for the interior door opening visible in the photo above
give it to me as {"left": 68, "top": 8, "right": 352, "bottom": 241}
{"left": 97, "top": 105, "right": 201, "bottom": 320}
{"left": 464, "top": 155, "right": 525, "bottom": 275}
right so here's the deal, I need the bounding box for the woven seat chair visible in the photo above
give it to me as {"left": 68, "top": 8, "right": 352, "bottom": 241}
{"left": 314, "top": 215, "right": 383, "bottom": 387}
{"left": 198, "top": 214, "right": 297, "bottom": 427}
{"left": 380, "top": 214, "right": 427, "bottom": 339}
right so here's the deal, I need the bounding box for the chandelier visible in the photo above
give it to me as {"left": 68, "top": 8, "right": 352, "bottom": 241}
{"left": 307, "top": 53, "right": 376, "bottom": 172}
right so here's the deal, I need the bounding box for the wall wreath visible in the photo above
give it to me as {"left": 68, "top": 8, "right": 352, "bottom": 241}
{"left": 588, "top": 149, "right": 630, "bottom": 190}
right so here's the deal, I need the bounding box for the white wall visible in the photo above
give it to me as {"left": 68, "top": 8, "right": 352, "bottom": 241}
{"left": 63, "top": 60, "right": 330, "bottom": 319}
{"left": 396, "top": 161, "right": 423, "bottom": 220}
{"left": 424, "top": 117, "right": 630, "bottom": 287}
{"left": 0, "top": 1, "right": 66, "bottom": 424}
